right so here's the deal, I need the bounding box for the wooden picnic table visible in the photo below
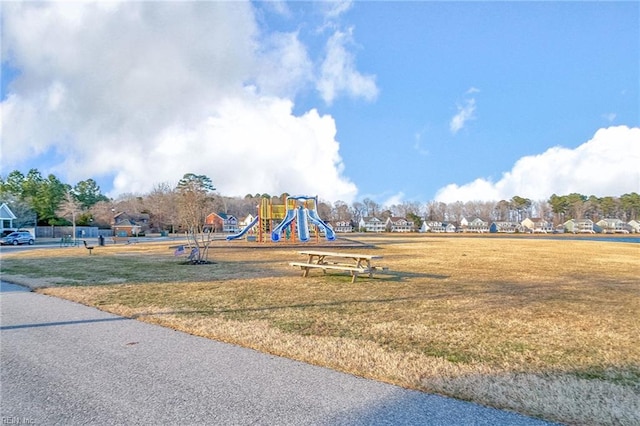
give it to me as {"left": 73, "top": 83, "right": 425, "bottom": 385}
{"left": 290, "top": 250, "right": 384, "bottom": 283}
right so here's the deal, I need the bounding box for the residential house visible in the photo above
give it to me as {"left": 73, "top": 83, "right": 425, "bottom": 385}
{"left": 331, "top": 221, "right": 353, "bottom": 233}
{"left": 385, "top": 217, "right": 414, "bottom": 232}
{"left": 596, "top": 218, "right": 630, "bottom": 234}
{"left": 459, "top": 217, "right": 489, "bottom": 233}
{"left": 628, "top": 220, "right": 640, "bottom": 233}
{"left": 239, "top": 214, "right": 256, "bottom": 229}
{"left": 113, "top": 212, "right": 150, "bottom": 237}
{"left": 490, "top": 221, "right": 522, "bottom": 233}
{"left": 419, "top": 221, "right": 430, "bottom": 232}
{"left": 0, "top": 203, "right": 17, "bottom": 234}
{"left": 564, "top": 219, "right": 595, "bottom": 234}
{"left": 521, "top": 218, "right": 554, "bottom": 233}
{"left": 205, "top": 212, "right": 239, "bottom": 233}
{"left": 358, "top": 217, "right": 385, "bottom": 233}
{"left": 421, "top": 221, "right": 456, "bottom": 233}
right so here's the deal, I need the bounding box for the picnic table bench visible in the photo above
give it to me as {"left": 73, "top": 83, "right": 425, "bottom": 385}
{"left": 290, "top": 250, "right": 385, "bottom": 283}
{"left": 60, "top": 236, "right": 79, "bottom": 247}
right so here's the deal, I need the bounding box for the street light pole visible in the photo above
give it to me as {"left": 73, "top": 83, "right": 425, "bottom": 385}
{"left": 111, "top": 208, "right": 116, "bottom": 243}
{"left": 72, "top": 210, "right": 77, "bottom": 246}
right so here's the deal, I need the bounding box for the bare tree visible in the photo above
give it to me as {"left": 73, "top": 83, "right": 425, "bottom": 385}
{"left": 532, "top": 199, "right": 552, "bottom": 222}
{"left": 176, "top": 173, "right": 216, "bottom": 264}
{"left": 493, "top": 200, "right": 510, "bottom": 221}
{"left": 332, "top": 200, "right": 352, "bottom": 222}
{"left": 145, "top": 182, "right": 178, "bottom": 232}
{"left": 56, "top": 192, "right": 83, "bottom": 243}
{"left": 390, "top": 201, "right": 422, "bottom": 218}
{"left": 317, "top": 199, "right": 332, "bottom": 221}
{"left": 351, "top": 201, "right": 365, "bottom": 226}
{"left": 362, "top": 198, "right": 380, "bottom": 217}
{"left": 425, "top": 201, "right": 446, "bottom": 222}
{"left": 446, "top": 201, "right": 465, "bottom": 224}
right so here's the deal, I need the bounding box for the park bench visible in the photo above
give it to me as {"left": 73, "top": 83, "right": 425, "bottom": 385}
{"left": 83, "top": 240, "right": 94, "bottom": 255}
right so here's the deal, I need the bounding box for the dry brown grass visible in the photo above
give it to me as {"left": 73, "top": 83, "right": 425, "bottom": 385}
{"left": 2, "top": 234, "right": 639, "bottom": 425}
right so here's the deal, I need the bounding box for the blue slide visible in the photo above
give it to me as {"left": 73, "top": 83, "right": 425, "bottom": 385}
{"left": 307, "top": 208, "right": 336, "bottom": 241}
{"left": 271, "top": 208, "right": 297, "bottom": 242}
{"left": 226, "top": 216, "right": 259, "bottom": 241}
{"left": 297, "top": 207, "right": 310, "bottom": 242}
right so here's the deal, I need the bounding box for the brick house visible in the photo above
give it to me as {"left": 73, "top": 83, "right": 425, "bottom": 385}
{"left": 205, "top": 212, "right": 239, "bottom": 233}
{"left": 113, "top": 212, "right": 150, "bottom": 236}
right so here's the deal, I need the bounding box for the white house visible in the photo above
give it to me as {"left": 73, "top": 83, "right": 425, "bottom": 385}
{"left": 422, "top": 221, "right": 456, "bottom": 233}
{"left": 359, "top": 217, "right": 385, "bottom": 233}
{"left": 0, "top": 203, "right": 17, "bottom": 234}
{"left": 459, "top": 217, "right": 489, "bottom": 233}
{"left": 331, "top": 221, "right": 353, "bottom": 233}
{"left": 386, "top": 217, "right": 414, "bottom": 232}
{"left": 596, "top": 218, "right": 630, "bottom": 234}
{"left": 490, "top": 221, "right": 522, "bottom": 233}
{"left": 564, "top": 219, "right": 595, "bottom": 234}
{"left": 521, "top": 218, "right": 553, "bottom": 233}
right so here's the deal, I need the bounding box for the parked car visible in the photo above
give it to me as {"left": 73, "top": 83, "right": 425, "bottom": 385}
{"left": 1, "top": 231, "right": 35, "bottom": 246}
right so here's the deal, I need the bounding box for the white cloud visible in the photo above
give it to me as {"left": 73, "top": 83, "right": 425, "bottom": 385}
{"left": 322, "top": 0, "right": 354, "bottom": 20}
{"left": 449, "top": 98, "right": 476, "bottom": 134}
{"left": 255, "top": 31, "right": 313, "bottom": 99}
{"left": 435, "top": 126, "right": 640, "bottom": 203}
{"left": 263, "top": 1, "right": 291, "bottom": 18}
{"left": 317, "top": 28, "right": 378, "bottom": 105}
{"left": 0, "top": 1, "right": 360, "bottom": 202}
{"left": 383, "top": 192, "right": 406, "bottom": 209}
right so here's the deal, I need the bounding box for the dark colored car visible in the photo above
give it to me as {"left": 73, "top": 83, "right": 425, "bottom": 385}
{"left": 1, "top": 231, "right": 35, "bottom": 245}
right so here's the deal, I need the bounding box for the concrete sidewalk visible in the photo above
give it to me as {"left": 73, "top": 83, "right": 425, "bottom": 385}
{"left": 1, "top": 281, "right": 556, "bottom": 425}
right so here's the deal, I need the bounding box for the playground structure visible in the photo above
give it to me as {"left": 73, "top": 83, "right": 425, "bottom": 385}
{"left": 226, "top": 195, "right": 335, "bottom": 243}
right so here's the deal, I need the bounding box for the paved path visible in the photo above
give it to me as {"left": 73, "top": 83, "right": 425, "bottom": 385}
{"left": 1, "top": 282, "right": 555, "bottom": 425}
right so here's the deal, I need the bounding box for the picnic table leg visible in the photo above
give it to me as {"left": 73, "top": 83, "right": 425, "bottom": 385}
{"left": 366, "top": 260, "right": 374, "bottom": 278}
{"left": 312, "top": 255, "right": 330, "bottom": 275}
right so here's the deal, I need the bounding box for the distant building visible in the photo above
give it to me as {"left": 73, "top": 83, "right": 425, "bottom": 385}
{"left": 596, "top": 218, "right": 631, "bottom": 234}
{"left": 113, "top": 212, "right": 150, "bottom": 236}
{"left": 205, "top": 212, "right": 239, "bottom": 233}
{"left": 521, "top": 218, "right": 553, "bottom": 233}
{"left": 359, "top": 217, "right": 385, "bottom": 233}
{"left": 490, "top": 221, "right": 522, "bottom": 233}
{"left": 459, "top": 217, "right": 489, "bottom": 233}
{"left": 421, "top": 221, "right": 456, "bottom": 233}
{"left": 331, "top": 221, "right": 354, "bottom": 233}
{"left": 564, "top": 219, "right": 595, "bottom": 234}
{"left": 385, "top": 217, "right": 414, "bottom": 232}
{"left": 0, "top": 203, "right": 17, "bottom": 234}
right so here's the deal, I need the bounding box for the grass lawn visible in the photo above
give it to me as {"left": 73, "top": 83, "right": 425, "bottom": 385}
{"left": 2, "top": 234, "right": 638, "bottom": 425}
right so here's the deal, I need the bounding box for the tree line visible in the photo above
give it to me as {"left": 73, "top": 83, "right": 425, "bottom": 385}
{"left": 1, "top": 168, "right": 639, "bottom": 232}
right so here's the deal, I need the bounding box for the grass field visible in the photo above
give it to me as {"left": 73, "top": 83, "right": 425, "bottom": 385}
{"left": 1, "top": 234, "right": 638, "bottom": 425}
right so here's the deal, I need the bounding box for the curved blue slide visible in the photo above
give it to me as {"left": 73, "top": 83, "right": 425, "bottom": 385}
{"left": 307, "top": 208, "right": 336, "bottom": 241}
{"left": 271, "top": 208, "right": 297, "bottom": 242}
{"left": 226, "top": 216, "right": 259, "bottom": 241}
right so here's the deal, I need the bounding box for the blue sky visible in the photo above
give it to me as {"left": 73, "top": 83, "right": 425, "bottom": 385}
{"left": 1, "top": 1, "right": 639, "bottom": 206}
